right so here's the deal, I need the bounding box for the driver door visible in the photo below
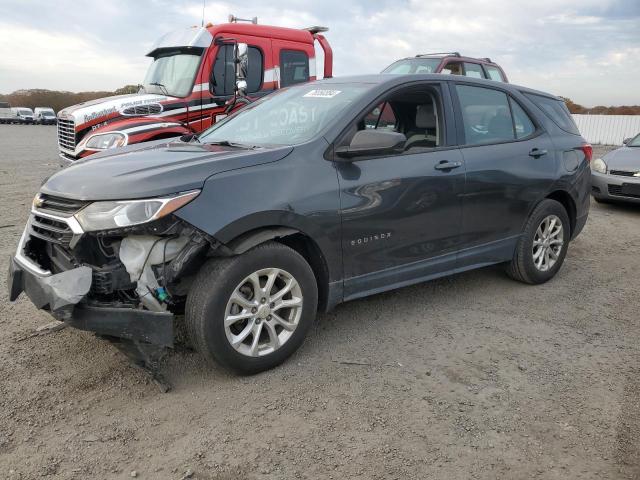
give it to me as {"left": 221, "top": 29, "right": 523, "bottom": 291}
{"left": 335, "top": 82, "right": 466, "bottom": 300}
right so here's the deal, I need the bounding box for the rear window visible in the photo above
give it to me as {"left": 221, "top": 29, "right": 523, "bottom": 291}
{"left": 484, "top": 65, "right": 504, "bottom": 82}
{"left": 524, "top": 93, "right": 580, "bottom": 135}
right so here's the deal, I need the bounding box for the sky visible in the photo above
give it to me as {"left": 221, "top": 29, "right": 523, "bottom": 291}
{"left": 0, "top": 0, "right": 638, "bottom": 107}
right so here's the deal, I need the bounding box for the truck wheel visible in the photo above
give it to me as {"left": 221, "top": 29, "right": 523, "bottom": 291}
{"left": 506, "top": 199, "right": 570, "bottom": 284}
{"left": 185, "top": 241, "right": 318, "bottom": 374}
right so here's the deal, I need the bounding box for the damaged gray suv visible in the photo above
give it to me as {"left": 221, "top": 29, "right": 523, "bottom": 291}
{"left": 9, "top": 74, "right": 591, "bottom": 373}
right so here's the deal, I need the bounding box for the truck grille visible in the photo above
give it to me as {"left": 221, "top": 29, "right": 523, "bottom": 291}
{"left": 57, "top": 117, "right": 76, "bottom": 153}
{"left": 29, "top": 214, "right": 74, "bottom": 246}
{"left": 37, "top": 193, "right": 88, "bottom": 216}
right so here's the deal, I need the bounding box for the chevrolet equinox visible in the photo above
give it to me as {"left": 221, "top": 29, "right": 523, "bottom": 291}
{"left": 9, "top": 75, "right": 591, "bottom": 373}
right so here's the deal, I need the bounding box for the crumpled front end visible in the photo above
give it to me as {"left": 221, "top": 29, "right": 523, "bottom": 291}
{"left": 8, "top": 194, "right": 213, "bottom": 347}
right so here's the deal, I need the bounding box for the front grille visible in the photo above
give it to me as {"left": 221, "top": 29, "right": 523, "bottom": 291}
{"left": 29, "top": 214, "right": 74, "bottom": 246}
{"left": 609, "top": 170, "right": 640, "bottom": 177}
{"left": 57, "top": 117, "right": 76, "bottom": 153}
{"left": 608, "top": 185, "right": 640, "bottom": 199}
{"left": 37, "top": 193, "right": 88, "bottom": 216}
{"left": 121, "top": 103, "right": 163, "bottom": 116}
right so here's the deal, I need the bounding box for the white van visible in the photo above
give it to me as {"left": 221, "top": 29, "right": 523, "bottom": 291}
{"left": 34, "top": 107, "right": 56, "bottom": 125}
{"left": 11, "top": 107, "right": 35, "bottom": 124}
{"left": 0, "top": 101, "right": 15, "bottom": 123}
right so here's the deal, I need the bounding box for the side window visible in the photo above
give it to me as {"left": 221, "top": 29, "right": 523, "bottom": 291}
{"left": 484, "top": 65, "right": 504, "bottom": 82}
{"left": 342, "top": 85, "right": 443, "bottom": 155}
{"left": 524, "top": 93, "right": 580, "bottom": 135}
{"left": 244, "top": 47, "right": 263, "bottom": 93}
{"left": 363, "top": 102, "right": 397, "bottom": 131}
{"left": 280, "top": 50, "right": 309, "bottom": 87}
{"left": 441, "top": 62, "right": 463, "bottom": 76}
{"left": 463, "top": 63, "right": 485, "bottom": 79}
{"left": 456, "top": 85, "right": 515, "bottom": 145}
{"left": 212, "top": 45, "right": 263, "bottom": 96}
{"left": 509, "top": 98, "right": 535, "bottom": 138}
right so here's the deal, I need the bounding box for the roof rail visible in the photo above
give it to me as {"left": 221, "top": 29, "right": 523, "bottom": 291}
{"left": 416, "top": 52, "right": 461, "bottom": 57}
{"left": 303, "top": 26, "right": 329, "bottom": 34}
{"left": 481, "top": 57, "right": 492, "bottom": 63}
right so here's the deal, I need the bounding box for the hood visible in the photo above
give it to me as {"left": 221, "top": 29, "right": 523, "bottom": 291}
{"left": 41, "top": 141, "right": 294, "bottom": 201}
{"left": 603, "top": 146, "right": 640, "bottom": 171}
{"left": 58, "top": 92, "right": 177, "bottom": 129}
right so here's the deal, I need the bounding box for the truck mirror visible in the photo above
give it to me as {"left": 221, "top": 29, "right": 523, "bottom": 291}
{"left": 235, "top": 43, "right": 249, "bottom": 96}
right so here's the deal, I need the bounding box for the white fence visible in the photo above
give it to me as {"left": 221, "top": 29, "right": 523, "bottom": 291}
{"left": 572, "top": 114, "right": 640, "bottom": 146}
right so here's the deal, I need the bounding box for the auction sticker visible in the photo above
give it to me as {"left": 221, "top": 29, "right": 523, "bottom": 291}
{"left": 303, "top": 89, "right": 342, "bottom": 98}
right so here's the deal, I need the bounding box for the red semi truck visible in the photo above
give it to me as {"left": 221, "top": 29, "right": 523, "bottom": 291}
{"left": 56, "top": 18, "right": 333, "bottom": 163}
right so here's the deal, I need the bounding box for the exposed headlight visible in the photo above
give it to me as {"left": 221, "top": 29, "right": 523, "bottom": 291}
{"left": 84, "top": 132, "right": 127, "bottom": 150}
{"left": 591, "top": 158, "right": 607, "bottom": 174}
{"left": 75, "top": 190, "right": 200, "bottom": 232}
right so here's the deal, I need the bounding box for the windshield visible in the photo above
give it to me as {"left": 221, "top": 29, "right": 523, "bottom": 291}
{"left": 199, "top": 84, "right": 370, "bottom": 146}
{"left": 142, "top": 51, "right": 202, "bottom": 97}
{"left": 382, "top": 58, "right": 442, "bottom": 74}
{"left": 628, "top": 134, "right": 640, "bottom": 147}
{"left": 19, "top": 109, "right": 33, "bottom": 115}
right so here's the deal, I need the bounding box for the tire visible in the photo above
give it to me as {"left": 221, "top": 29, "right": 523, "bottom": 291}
{"left": 185, "top": 241, "right": 318, "bottom": 374}
{"left": 507, "top": 199, "right": 570, "bottom": 284}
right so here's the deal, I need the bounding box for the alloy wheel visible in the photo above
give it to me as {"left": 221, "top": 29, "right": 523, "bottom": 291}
{"left": 224, "top": 268, "right": 303, "bottom": 357}
{"left": 532, "top": 214, "right": 564, "bottom": 272}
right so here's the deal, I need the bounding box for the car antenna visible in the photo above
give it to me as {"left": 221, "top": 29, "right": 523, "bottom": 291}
{"left": 201, "top": 0, "right": 205, "bottom": 27}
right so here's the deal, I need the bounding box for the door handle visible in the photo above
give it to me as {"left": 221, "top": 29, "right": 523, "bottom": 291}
{"left": 529, "top": 148, "right": 548, "bottom": 158}
{"left": 434, "top": 160, "right": 462, "bottom": 171}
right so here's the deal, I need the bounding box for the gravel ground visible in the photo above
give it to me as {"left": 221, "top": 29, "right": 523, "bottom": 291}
{"left": 0, "top": 125, "right": 638, "bottom": 480}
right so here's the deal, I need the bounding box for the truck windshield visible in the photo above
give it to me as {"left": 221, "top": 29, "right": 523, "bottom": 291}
{"left": 199, "top": 84, "right": 370, "bottom": 147}
{"left": 142, "top": 51, "right": 202, "bottom": 98}
{"left": 382, "top": 58, "right": 441, "bottom": 74}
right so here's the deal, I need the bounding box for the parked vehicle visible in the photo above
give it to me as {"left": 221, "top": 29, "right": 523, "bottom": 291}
{"left": 382, "top": 52, "right": 508, "bottom": 82}
{"left": 12, "top": 107, "right": 35, "bottom": 124}
{"left": 9, "top": 74, "right": 591, "bottom": 373}
{"left": 55, "top": 18, "right": 332, "bottom": 164}
{"left": 591, "top": 133, "right": 640, "bottom": 204}
{"left": 34, "top": 107, "right": 57, "bottom": 125}
{"left": 0, "top": 101, "right": 15, "bottom": 124}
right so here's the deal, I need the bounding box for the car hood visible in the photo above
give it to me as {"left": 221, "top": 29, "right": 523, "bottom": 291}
{"left": 57, "top": 93, "right": 178, "bottom": 129}
{"left": 604, "top": 146, "right": 640, "bottom": 171}
{"left": 41, "top": 141, "right": 294, "bottom": 201}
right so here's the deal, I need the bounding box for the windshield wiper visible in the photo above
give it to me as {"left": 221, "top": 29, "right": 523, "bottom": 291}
{"left": 149, "top": 82, "right": 169, "bottom": 96}
{"left": 205, "top": 140, "right": 257, "bottom": 149}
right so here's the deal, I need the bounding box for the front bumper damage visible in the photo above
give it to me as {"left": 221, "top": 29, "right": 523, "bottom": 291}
{"left": 8, "top": 257, "right": 174, "bottom": 346}
{"left": 8, "top": 207, "right": 212, "bottom": 350}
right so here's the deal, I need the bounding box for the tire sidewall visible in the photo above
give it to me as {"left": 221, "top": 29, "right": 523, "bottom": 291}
{"left": 521, "top": 200, "right": 571, "bottom": 283}
{"left": 197, "top": 246, "right": 317, "bottom": 373}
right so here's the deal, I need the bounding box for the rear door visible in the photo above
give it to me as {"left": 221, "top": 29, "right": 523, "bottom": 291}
{"left": 451, "top": 82, "right": 556, "bottom": 266}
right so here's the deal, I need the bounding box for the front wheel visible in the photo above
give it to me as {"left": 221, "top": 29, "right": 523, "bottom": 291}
{"left": 185, "top": 241, "right": 318, "bottom": 374}
{"left": 507, "top": 199, "right": 570, "bottom": 284}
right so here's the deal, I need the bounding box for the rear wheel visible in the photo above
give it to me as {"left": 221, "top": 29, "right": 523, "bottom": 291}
{"left": 185, "top": 241, "right": 318, "bottom": 374}
{"left": 507, "top": 199, "right": 570, "bottom": 284}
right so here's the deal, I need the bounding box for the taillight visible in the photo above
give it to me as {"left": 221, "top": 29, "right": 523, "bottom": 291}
{"left": 580, "top": 143, "right": 593, "bottom": 163}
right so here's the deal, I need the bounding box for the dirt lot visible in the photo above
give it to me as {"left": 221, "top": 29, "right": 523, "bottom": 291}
{"left": 0, "top": 125, "right": 638, "bottom": 480}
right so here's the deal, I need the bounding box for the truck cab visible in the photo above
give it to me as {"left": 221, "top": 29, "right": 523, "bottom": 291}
{"left": 56, "top": 19, "right": 333, "bottom": 163}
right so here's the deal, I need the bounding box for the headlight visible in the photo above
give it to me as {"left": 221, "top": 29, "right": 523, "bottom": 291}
{"left": 75, "top": 190, "right": 200, "bottom": 232}
{"left": 84, "top": 132, "right": 127, "bottom": 150}
{"left": 591, "top": 158, "right": 607, "bottom": 174}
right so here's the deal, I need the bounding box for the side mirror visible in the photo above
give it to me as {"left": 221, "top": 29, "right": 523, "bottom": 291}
{"left": 235, "top": 43, "right": 249, "bottom": 96}
{"left": 335, "top": 130, "right": 406, "bottom": 159}
{"left": 623, "top": 137, "right": 631, "bottom": 145}
{"left": 210, "top": 41, "right": 250, "bottom": 99}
